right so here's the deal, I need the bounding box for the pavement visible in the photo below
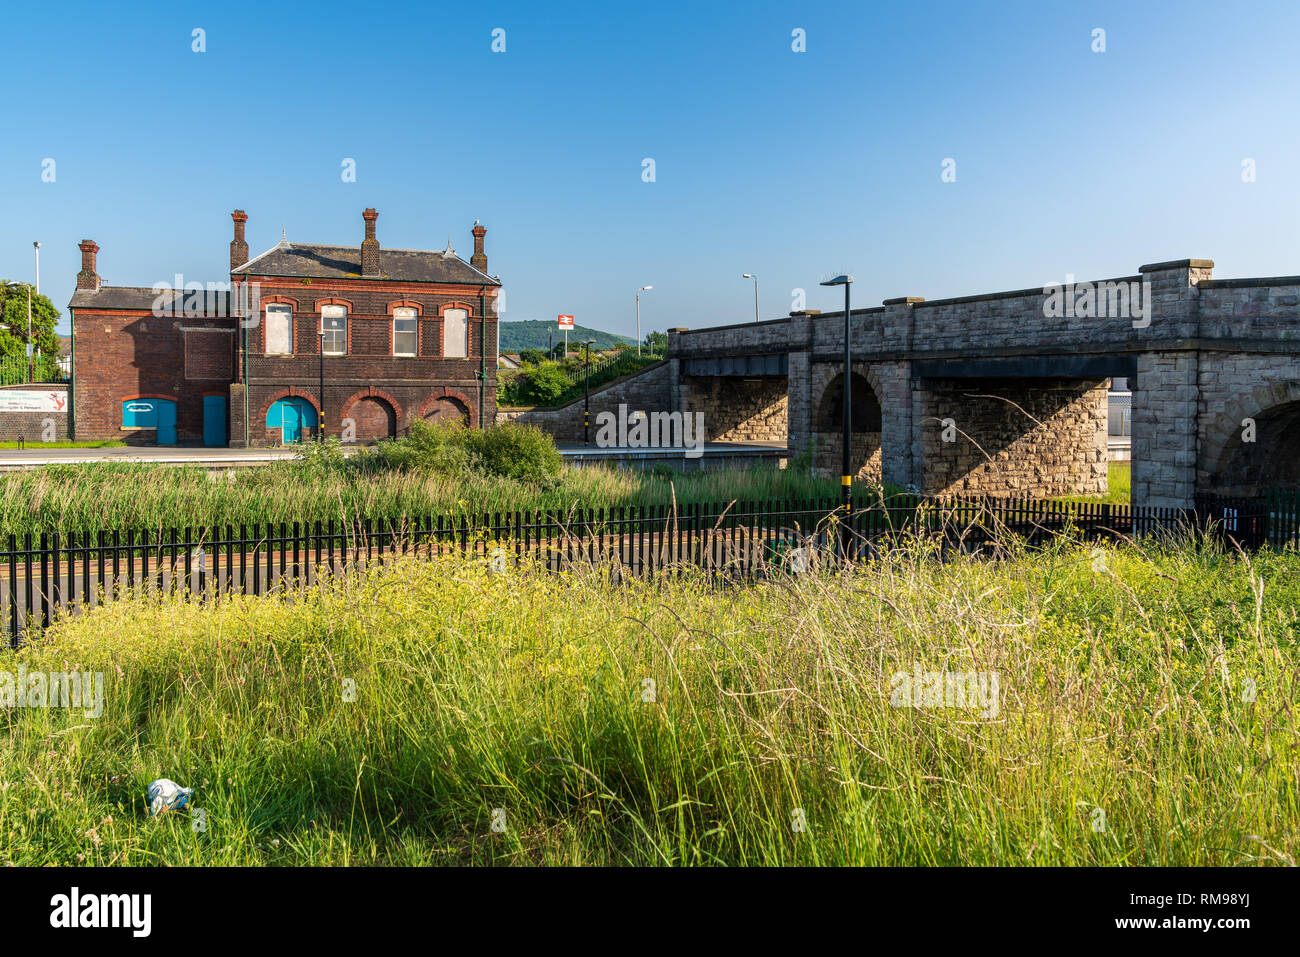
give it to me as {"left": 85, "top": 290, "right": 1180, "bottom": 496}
{"left": 0, "top": 440, "right": 788, "bottom": 469}
{"left": 0, "top": 446, "right": 304, "bottom": 469}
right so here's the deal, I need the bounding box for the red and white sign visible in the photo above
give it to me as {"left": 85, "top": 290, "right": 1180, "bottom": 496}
{"left": 557, "top": 314, "right": 574, "bottom": 329}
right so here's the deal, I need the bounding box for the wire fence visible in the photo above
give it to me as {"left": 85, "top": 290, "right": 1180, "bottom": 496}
{"left": 0, "top": 353, "right": 68, "bottom": 385}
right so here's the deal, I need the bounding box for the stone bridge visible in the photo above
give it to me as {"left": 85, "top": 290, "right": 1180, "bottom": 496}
{"left": 664, "top": 258, "right": 1300, "bottom": 508}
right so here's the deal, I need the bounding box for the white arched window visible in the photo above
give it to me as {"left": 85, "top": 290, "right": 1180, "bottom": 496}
{"left": 443, "top": 308, "right": 468, "bottom": 358}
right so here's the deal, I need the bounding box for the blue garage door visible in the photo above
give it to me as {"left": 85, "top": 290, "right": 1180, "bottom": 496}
{"left": 267, "top": 397, "right": 315, "bottom": 444}
{"left": 122, "top": 398, "right": 177, "bottom": 445}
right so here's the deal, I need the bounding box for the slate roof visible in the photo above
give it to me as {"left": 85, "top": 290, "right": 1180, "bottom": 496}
{"left": 69, "top": 286, "right": 231, "bottom": 314}
{"left": 233, "top": 240, "right": 500, "bottom": 286}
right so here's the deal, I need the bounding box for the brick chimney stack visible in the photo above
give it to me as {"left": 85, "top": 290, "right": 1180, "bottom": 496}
{"left": 471, "top": 222, "right": 487, "bottom": 273}
{"left": 76, "top": 240, "right": 100, "bottom": 291}
{"left": 361, "top": 208, "right": 380, "bottom": 276}
{"left": 230, "top": 210, "right": 249, "bottom": 270}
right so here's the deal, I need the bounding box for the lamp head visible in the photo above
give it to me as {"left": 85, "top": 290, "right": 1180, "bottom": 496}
{"left": 820, "top": 275, "right": 854, "bottom": 287}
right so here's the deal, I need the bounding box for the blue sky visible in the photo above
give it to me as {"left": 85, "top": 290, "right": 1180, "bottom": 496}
{"left": 3, "top": 0, "right": 1299, "bottom": 337}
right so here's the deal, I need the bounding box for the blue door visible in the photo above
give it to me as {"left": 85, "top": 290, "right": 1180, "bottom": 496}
{"left": 122, "top": 398, "right": 177, "bottom": 445}
{"left": 155, "top": 401, "right": 177, "bottom": 445}
{"left": 203, "top": 395, "right": 228, "bottom": 446}
{"left": 268, "top": 397, "right": 313, "bottom": 444}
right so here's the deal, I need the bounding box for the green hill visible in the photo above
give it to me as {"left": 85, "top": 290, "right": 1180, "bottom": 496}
{"left": 498, "top": 319, "right": 636, "bottom": 354}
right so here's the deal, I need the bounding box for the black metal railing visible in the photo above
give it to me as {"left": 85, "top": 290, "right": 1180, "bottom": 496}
{"left": 0, "top": 493, "right": 1285, "bottom": 643}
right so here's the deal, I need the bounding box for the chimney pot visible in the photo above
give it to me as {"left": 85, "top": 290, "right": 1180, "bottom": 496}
{"left": 76, "top": 239, "right": 100, "bottom": 291}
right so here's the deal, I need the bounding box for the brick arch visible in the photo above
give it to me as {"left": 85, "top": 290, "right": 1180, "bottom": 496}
{"left": 436, "top": 301, "right": 476, "bottom": 317}
{"left": 418, "top": 387, "right": 477, "bottom": 428}
{"left": 258, "top": 388, "right": 320, "bottom": 424}
{"left": 121, "top": 392, "right": 179, "bottom": 403}
{"left": 313, "top": 296, "right": 354, "bottom": 311}
{"left": 341, "top": 388, "right": 402, "bottom": 443}
{"left": 262, "top": 295, "right": 299, "bottom": 309}
{"left": 386, "top": 299, "right": 424, "bottom": 316}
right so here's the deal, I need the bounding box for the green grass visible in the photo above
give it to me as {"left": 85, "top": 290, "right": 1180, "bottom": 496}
{"left": 2, "top": 533, "right": 1297, "bottom": 865}
{"left": 1055, "top": 461, "right": 1131, "bottom": 505}
{"left": 0, "top": 459, "right": 848, "bottom": 538}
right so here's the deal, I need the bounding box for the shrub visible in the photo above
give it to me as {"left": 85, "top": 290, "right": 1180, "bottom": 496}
{"left": 462, "top": 422, "right": 563, "bottom": 484}
{"left": 518, "top": 348, "right": 546, "bottom": 366}
{"left": 510, "top": 362, "right": 574, "bottom": 406}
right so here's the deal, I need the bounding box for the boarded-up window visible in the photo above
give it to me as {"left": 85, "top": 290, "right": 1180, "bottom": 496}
{"left": 184, "top": 329, "right": 234, "bottom": 380}
{"left": 265, "top": 305, "right": 292, "bottom": 355}
{"left": 443, "top": 308, "right": 468, "bottom": 358}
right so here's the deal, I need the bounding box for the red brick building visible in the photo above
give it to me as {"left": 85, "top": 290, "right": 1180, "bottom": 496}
{"left": 69, "top": 209, "right": 501, "bottom": 446}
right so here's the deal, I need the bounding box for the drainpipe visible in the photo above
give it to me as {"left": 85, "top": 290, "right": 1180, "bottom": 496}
{"left": 479, "top": 283, "right": 487, "bottom": 428}
{"left": 69, "top": 308, "right": 76, "bottom": 440}
{"left": 241, "top": 278, "right": 250, "bottom": 448}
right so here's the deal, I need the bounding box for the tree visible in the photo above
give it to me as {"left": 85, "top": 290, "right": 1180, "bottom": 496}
{"left": 519, "top": 348, "right": 546, "bottom": 366}
{"left": 0, "top": 281, "right": 60, "bottom": 364}
{"left": 643, "top": 330, "right": 667, "bottom": 354}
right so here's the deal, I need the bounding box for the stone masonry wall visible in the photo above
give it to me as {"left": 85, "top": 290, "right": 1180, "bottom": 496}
{"left": 679, "top": 376, "right": 787, "bottom": 443}
{"left": 916, "top": 378, "right": 1109, "bottom": 497}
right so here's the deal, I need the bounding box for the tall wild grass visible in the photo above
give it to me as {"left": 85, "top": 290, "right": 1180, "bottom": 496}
{"left": 1, "top": 530, "right": 1295, "bottom": 865}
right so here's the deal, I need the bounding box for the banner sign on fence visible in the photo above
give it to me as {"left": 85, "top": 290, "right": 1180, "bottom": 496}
{"left": 0, "top": 389, "right": 66, "bottom": 412}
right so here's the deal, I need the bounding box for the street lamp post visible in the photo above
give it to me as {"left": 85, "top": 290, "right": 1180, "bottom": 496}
{"left": 820, "top": 275, "right": 855, "bottom": 545}
{"left": 583, "top": 339, "right": 596, "bottom": 445}
{"left": 636, "top": 286, "right": 652, "bottom": 356}
{"left": 26, "top": 283, "right": 33, "bottom": 382}
{"left": 318, "top": 330, "right": 326, "bottom": 443}
{"left": 32, "top": 242, "right": 39, "bottom": 380}
{"left": 742, "top": 273, "right": 759, "bottom": 323}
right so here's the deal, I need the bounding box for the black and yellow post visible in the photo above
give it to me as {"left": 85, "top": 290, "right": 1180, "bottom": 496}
{"left": 317, "top": 329, "right": 326, "bottom": 443}
{"left": 583, "top": 339, "right": 594, "bottom": 445}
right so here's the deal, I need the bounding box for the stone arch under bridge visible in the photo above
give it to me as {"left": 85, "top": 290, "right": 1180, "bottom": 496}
{"left": 1198, "top": 368, "right": 1300, "bottom": 497}
{"left": 809, "top": 364, "right": 884, "bottom": 481}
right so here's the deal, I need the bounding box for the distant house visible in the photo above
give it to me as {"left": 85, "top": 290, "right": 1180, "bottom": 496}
{"left": 499, "top": 353, "right": 523, "bottom": 370}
